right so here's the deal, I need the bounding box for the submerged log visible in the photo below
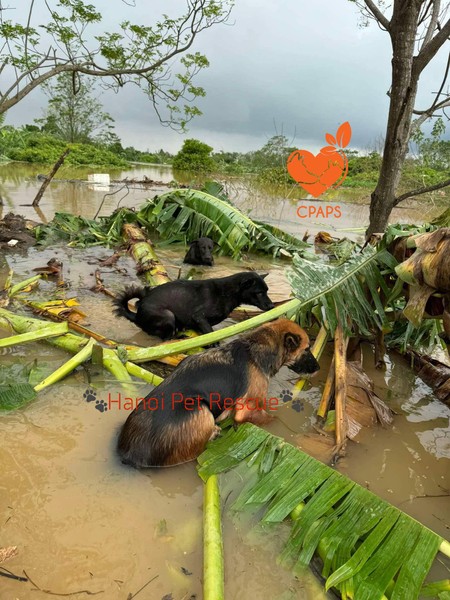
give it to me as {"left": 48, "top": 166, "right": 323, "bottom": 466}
{"left": 406, "top": 350, "right": 450, "bottom": 406}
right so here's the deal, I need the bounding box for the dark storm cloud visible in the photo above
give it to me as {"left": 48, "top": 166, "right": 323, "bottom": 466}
{"left": 6, "top": 0, "right": 449, "bottom": 152}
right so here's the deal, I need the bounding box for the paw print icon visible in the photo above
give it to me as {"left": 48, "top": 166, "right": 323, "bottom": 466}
{"left": 291, "top": 399, "right": 304, "bottom": 413}
{"left": 83, "top": 388, "right": 97, "bottom": 403}
{"left": 280, "top": 389, "right": 294, "bottom": 404}
{"left": 95, "top": 399, "right": 108, "bottom": 413}
{"left": 83, "top": 388, "right": 108, "bottom": 414}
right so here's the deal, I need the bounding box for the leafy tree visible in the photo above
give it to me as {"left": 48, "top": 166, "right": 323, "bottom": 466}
{"left": 173, "top": 138, "right": 215, "bottom": 171}
{"left": 2, "top": 129, "right": 127, "bottom": 165}
{"left": 0, "top": 1, "right": 233, "bottom": 129}
{"left": 413, "top": 117, "right": 450, "bottom": 171}
{"left": 248, "top": 135, "right": 295, "bottom": 170}
{"left": 36, "top": 73, "right": 114, "bottom": 143}
{"left": 350, "top": 1, "right": 450, "bottom": 236}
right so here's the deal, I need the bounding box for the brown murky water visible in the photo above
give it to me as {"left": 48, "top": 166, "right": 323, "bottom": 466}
{"left": 0, "top": 163, "right": 449, "bottom": 599}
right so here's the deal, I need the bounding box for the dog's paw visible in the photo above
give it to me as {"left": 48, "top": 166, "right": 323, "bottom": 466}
{"left": 83, "top": 388, "right": 97, "bottom": 403}
{"left": 209, "top": 425, "right": 222, "bottom": 441}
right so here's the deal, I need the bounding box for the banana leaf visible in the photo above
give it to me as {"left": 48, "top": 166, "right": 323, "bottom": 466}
{"left": 0, "top": 361, "right": 53, "bottom": 410}
{"left": 137, "top": 189, "right": 311, "bottom": 259}
{"left": 34, "top": 209, "right": 139, "bottom": 247}
{"left": 198, "top": 424, "right": 448, "bottom": 600}
{"left": 33, "top": 188, "right": 311, "bottom": 259}
{"left": 287, "top": 247, "right": 398, "bottom": 337}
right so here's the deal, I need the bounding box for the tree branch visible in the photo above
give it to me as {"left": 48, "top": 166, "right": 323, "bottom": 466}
{"left": 412, "top": 96, "right": 450, "bottom": 130}
{"left": 0, "top": 0, "right": 232, "bottom": 119}
{"left": 421, "top": 0, "right": 440, "bottom": 48}
{"left": 24, "top": 0, "right": 35, "bottom": 68}
{"left": 393, "top": 178, "right": 450, "bottom": 206}
{"left": 414, "top": 17, "right": 450, "bottom": 74}
{"left": 362, "top": 0, "right": 391, "bottom": 31}
{"left": 411, "top": 51, "right": 450, "bottom": 130}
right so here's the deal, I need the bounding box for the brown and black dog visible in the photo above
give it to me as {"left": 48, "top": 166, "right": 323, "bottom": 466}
{"left": 117, "top": 319, "right": 320, "bottom": 468}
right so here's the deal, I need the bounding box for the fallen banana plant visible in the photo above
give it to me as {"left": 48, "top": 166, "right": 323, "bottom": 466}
{"left": 34, "top": 187, "right": 311, "bottom": 259}
{"left": 334, "top": 322, "right": 348, "bottom": 450}
{"left": 27, "top": 298, "right": 87, "bottom": 323}
{"left": 405, "top": 350, "right": 450, "bottom": 407}
{"left": 198, "top": 424, "right": 450, "bottom": 600}
{"left": 395, "top": 228, "right": 450, "bottom": 327}
{"left": 34, "top": 338, "right": 95, "bottom": 393}
{"left": 303, "top": 347, "right": 394, "bottom": 463}
{"left": 9, "top": 274, "right": 42, "bottom": 297}
{"left": 203, "top": 475, "right": 224, "bottom": 600}
{"left": 10, "top": 292, "right": 184, "bottom": 367}
{"left": 0, "top": 322, "right": 68, "bottom": 348}
{"left": 0, "top": 308, "right": 162, "bottom": 408}
{"left": 122, "top": 222, "right": 170, "bottom": 286}
{"left": 138, "top": 188, "right": 311, "bottom": 259}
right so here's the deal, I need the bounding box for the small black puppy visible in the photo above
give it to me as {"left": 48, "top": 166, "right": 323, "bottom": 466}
{"left": 113, "top": 272, "right": 274, "bottom": 339}
{"left": 183, "top": 237, "right": 215, "bottom": 266}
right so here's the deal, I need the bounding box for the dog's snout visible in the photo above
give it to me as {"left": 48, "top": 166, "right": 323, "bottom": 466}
{"left": 259, "top": 298, "right": 274, "bottom": 311}
{"left": 289, "top": 349, "right": 320, "bottom": 375}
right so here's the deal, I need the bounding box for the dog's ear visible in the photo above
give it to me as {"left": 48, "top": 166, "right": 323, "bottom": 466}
{"left": 284, "top": 332, "right": 300, "bottom": 352}
{"left": 213, "top": 241, "right": 220, "bottom": 247}
{"left": 241, "top": 275, "right": 257, "bottom": 289}
{"left": 189, "top": 240, "right": 199, "bottom": 247}
{"left": 260, "top": 272, "right": 269, "bottom": 279}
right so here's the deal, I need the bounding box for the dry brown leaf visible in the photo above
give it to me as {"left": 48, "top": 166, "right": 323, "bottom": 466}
{"left": 315, "top": 231, "right": 335, "bottom": 244}
{"left": 345, "top": 362, "right": 394, "bottom": 431}
{"left": 296, "top": 431, "right": 335, "bottom": 463}
{"left": 411, "top": 227, "right": 450, "bottom": 252}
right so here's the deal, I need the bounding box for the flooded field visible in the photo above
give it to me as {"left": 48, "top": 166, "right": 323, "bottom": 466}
{"left": 1, "top": 162, "right": 448, "bottom": 238}
{"left": 0, "top": 162, "right": 449, "bottom": 599}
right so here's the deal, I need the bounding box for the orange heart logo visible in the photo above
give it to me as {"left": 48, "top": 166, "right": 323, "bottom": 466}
{"left": 287, "top": 122, "right": 351, "bottom": 198}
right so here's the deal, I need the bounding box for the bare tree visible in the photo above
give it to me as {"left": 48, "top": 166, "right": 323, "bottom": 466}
{"left": 351, "top": 0, "right": 450, "bottom": 236}
{"left": 0, "top": 0, "right": 233, "bottom": 128}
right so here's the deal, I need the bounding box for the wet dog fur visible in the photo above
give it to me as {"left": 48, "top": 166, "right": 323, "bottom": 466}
{"left": 183, "top": 237, "right": 215, "bottom": 266}
{"left": 117, "top": 318, "right": 320, "bottom": 467}
{"left": 113, "top": 271, "right": 274, "bottom": 340}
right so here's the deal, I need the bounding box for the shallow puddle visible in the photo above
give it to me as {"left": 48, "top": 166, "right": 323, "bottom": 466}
{"left": 0, "top": 166, "right": 449, "bottom": 599}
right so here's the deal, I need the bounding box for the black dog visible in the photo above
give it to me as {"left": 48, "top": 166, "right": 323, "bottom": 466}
{"left": 113, "top": 272, "right": 274, "bottom": 339}
{"left": 183, "top": 237, "right": 215, "bottom": 266}
{"left": 117, "top": 319, "right": 320, "bottom": 467}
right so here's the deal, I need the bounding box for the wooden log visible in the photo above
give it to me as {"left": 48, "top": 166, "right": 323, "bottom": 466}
{"left": 32, "top": 148, "right": 70, "bottom": 206}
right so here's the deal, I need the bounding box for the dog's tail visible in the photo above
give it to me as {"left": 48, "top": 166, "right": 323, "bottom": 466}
{"left": 113, "top": 285, "right": 145, "bottom": 323}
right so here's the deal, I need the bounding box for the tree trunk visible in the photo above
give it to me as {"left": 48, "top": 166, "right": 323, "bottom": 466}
{"left": 366, "top": 1, "right": 422, "bottom": 237}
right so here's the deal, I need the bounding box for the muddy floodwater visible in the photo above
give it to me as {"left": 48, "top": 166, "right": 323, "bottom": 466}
{"left": 0, "top": 163, "right": 449, "bottom": 599}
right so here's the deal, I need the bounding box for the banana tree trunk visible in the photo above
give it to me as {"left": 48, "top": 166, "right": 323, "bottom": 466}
{"left": 122, "top": 223, "right": 170, "bottom": 286}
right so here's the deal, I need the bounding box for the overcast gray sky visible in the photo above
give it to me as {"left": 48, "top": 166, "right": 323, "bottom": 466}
{"left": 6, "top": 0, "right": 448, "bottom": 153}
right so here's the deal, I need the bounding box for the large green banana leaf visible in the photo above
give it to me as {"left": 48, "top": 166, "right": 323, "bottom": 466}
{"left": 198, "top": 424, "right": 449, "bottom": 600}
